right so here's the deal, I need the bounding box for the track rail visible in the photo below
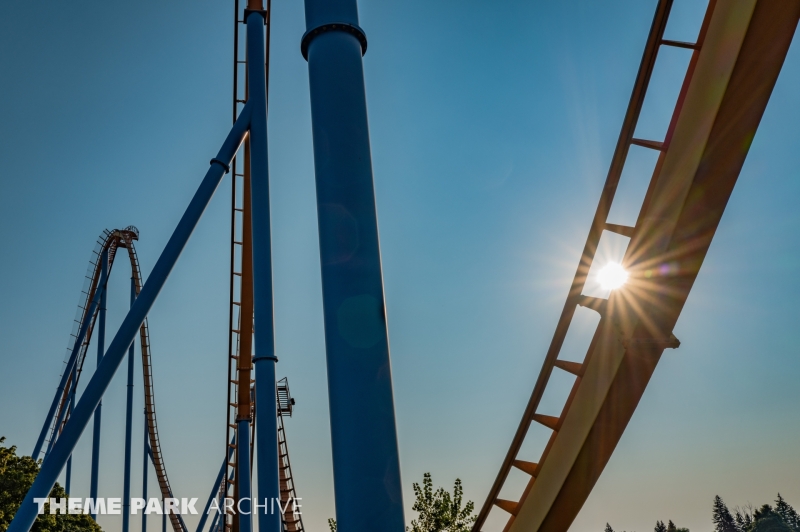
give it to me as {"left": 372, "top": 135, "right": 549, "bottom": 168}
{"left": 472, "top": 2, "right": 682, "bottom": 527}
{"left": 474, "top": 1, "right": 800, "bottom": 530}
{"left": 47, "top": 227, "right": 186, "bottom": 532}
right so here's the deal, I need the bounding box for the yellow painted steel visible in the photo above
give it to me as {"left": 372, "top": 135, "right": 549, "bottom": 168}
{"left": 506, "top": 2, "right": 764, "bottom": 531}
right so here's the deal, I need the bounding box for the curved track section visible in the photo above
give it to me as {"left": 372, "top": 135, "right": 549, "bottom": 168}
{"left": 46, "top": 227, "right": 185, "bottom": 532}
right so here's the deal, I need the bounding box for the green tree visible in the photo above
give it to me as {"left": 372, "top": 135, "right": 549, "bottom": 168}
{"left": 670, "top": 519, "right": 690, "bottom": 532}
{"left": 751, "top": 505, "right": 792, "bottom": 532}
{"left": 328, "top": 473, "right": 476, "bottom": 532}
{"left": 775, "top": 495, "right": 800, "bottom": 532}
{"left": 656, "top": 520, "right": 667, "bottom": 532}
{"left": 714, "top": 496, "right": 740, "bottom": 532}
{"left": 735, "top": 505, "right": 755, "bottom": 532}
{"left": 0, "top": 437, "right": 102, "bottom": 532}
{"left": 605, "top": 523, "right": 615, "bottom": 532}
{"left": 407, "top": 473, "right": 476, "bottom": 532}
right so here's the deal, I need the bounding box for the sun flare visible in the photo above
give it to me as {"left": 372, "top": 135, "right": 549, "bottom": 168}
{"left": 597, "top": 262, "right": 628, "bottom": 290}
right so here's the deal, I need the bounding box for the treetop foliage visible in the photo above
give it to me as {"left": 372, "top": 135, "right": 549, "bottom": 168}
{"left": 328, "top": 472, "right": 476, "bottom": 532}
{"left": 407, "top": 473, "right": 476, "bottom": 532}
{"left": 715, "top": 495, "right": 799, "bottom": 532}
{"left": 0, "top": 437, "right": 102, "bottom": 532}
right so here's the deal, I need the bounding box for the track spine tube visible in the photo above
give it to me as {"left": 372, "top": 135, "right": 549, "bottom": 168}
{"left": 302, "top": 0, "right": 405, "bottom": 529}
{"left": 123, "top": 276, "right": 136, "bottom": 532}
{"left": 90, "top": 248, "right": 109, "bottom": 520}
{"left": 245, "top": 10, "right": 281, "bottom": 532}
{"left": 7, "top": 104, "right": 252, "bottom": 532}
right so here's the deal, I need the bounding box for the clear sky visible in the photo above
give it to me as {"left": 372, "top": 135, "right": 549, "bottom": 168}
{"left": 1, "top": 1, "right": 799, "bottom": 531}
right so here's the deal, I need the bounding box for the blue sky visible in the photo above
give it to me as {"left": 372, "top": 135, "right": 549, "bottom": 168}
{"left": 1, "top": 1, "right": 799, "bottom": 531}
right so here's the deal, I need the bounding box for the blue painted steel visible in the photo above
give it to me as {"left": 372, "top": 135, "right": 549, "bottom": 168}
{"left": 64, "top": 455, "right": 71, "bottom": 495}
{"left": 7, "top": 105, "right": 252, "bottom": 532}
{"left": 162, "top": 498, "right": 166, "bottom": 532}
{"left": 123, "top": 277, "right": 136, "bottom": 532}
{"left": 142, "top": 413, "right": 149, "bottom": 532}
{"left": 236, "top": 419, "right": 253, "bottom": 532}
{"left": 245, "top": 12, "right": 281, "bottom": 532}
{"left": 302, "top": 1, "right": 404, "bottom": 529}
{"left": 208, "top": 513, "right": 219, "bottom": 532}
{"left": 64, "top": 360, "right": 78, "bottom": 494}
{"left": 33, "top": 263, "right": 109, "bottom": 459}
{"left": 90, "top": 249, "right": 109, "bottom": 519}
{"left": 195, "top": 438, "right": 234, "bottom": 532}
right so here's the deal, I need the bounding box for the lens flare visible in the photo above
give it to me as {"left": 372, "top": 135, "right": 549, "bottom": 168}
{"left": 597, "top": 262, "right": 628, "bottom": 290}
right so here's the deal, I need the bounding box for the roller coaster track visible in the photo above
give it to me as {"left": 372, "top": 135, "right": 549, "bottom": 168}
{"left": 473, "top": 1, "right": 800, "bottom": 531}
{"left": 216, "top": 2, "right": 303, "bottom": 531}
{"left": 41, "top": 227, "right": 186, "bottom": 532}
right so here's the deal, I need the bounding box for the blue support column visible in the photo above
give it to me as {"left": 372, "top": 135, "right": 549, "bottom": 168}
{"left": 300, "top": 2, "right": 404, "bottom": 530}
{"left": 236, "top": 420, "right": 253, "bottom": 532}
{"left": 245, "top": 10, "right": 281, "bottom": 532}
{"left": 196, "top": 439, "right": 234, "bottom": 532}
{"left": 142, "top": 413, "right": 149, "bottom": 532}
{"left": 64, "top": 361, "right": 78, "bottom": 494}
{"left": 123, "top": 277, "right": 136, "bottom": 532}
{"left": 90, "top": 248, "right": 109, "bottom": 520}
{"left": 64, "top": 452, "right": 71, "bottom": 495}
{"left": 7, "top": 105, "right": 251, "bottom": 532}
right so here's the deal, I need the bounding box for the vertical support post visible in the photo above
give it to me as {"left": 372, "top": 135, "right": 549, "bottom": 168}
{"left": 161, "top": 497, "right": 166, "bottom": 532}
{"left": 245, "top": 8, "right": 281, "bottom": 532}
{"left": 236, "top": 419, "right": 253, "bottom": 532}
{"left": 90, "top": 248, "right": 108, "bottom": 520}
{"left": 235, "top": 132, "right": 254, "bottom": 532}
{"left": 235, "top": 134, "right": 255, "bottom": 531}
{"left": 196, "top": 440, "right": 234, "bottom": 532}
{"left": 7, "top": 107, "right": 250, "bottom": 532}
{"left": 142, "top": 413, "right": 149, "bottom": 532}
{"left": 64, "top": 362, "right": 77, "bottom": 494}
{"left": 123, "top": 277, "right": 136, "bottom": 532}
{"left": 64, "top": 454, "right": 71, "bottom": 495}
{"left": 300, "top": 1, "right": 404, "bottom": 530}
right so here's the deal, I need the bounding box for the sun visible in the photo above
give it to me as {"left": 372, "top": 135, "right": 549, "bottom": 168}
{"left": 597, "top": 262, "right": 628, "bottom": 290}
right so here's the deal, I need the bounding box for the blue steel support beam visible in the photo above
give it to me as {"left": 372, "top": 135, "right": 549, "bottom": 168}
{"left": 245, "top": 11, "right": 281, "bottom": 532}
{"left": 236, "top": 420, "right": 253, "bottom": 532}
{"left": 33, "top": 264, "right": 109, "bottom": 459}
{"left": 90, "top": 249, "right": 109, "bottom": 520}
{"left": 123, "top": 277, "right": 136, "bottom": 532}
{"left": 196, "top": 439, "right": 234, "bottom": 532}
{"left": 142, "top": 413, "right": 149, "bottom": 532}
{"left": 7, "top": 104, "right": 252, "bottom": 532}
{"left": 64, "top": 359, "right": 77, "bottom": 494}
{"left": 301, "top": 1, "right": 404, "bottom": 530}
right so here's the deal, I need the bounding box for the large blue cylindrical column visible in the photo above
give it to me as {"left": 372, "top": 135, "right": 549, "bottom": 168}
{"left": 246, "top": 9, "right": 281, "bottom": 532}
{"left": 301, "top": 2, "right": 405, "bottom": 530}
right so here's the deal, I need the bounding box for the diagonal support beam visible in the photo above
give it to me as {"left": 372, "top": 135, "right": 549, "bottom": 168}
{"left": 8, "top": 103, "right": 252, "bottom": 532}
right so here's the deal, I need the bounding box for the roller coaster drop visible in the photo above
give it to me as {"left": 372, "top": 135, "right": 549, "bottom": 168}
{"left": 31, "top": 227, "right": 187, "bottom": 532}
{"left": 10, "top": 0, "right": 800, "bottom": 532}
